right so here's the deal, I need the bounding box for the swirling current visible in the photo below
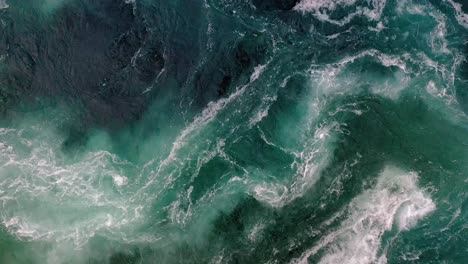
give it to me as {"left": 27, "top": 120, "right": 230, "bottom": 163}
{"left": 0, "top": 0, "right": 467, "bottom": 263}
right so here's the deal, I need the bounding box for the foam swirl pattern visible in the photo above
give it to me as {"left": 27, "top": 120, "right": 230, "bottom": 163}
{"left": 0, "top": 0, "right": 467, "bottom": 263}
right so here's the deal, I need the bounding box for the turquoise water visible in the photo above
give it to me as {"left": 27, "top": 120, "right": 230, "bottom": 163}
{"left": 0, "top": 0, "right": 467, "bottom": 263}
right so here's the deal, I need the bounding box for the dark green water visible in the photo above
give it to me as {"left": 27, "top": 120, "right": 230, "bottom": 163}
{"left": 0, "top": 0, "right": 467, "bottom": 263}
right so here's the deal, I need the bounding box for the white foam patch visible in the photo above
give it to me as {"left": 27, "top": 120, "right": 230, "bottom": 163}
{"left": 311, "top": 49, "right": 408, "bottom": 79}
{"left": 136, "top": 63, "right": 269, "bottom": 201}
{"left": 294, "top": 0, "right": 387, "bottom": 26}
{"left": 426, "top": 80, "right": 439, "bottom": 96}
{"left": 0, "top": 127, "right": 142, "bottom": 247}
{"left": 249, "top": 95, "right": 277, "bottom": 127}
{"left": 429, "top": 12, "right": 450, "bottom": 54}
{"left": 251, "top": 64, "right": 267, "bottom": 82}
{"left": 308, "top": 49, "right": 410, "bottom": 100}
{"left": 0, "top": 0, "right": 8, "bottom": 9}
{"left": 396, "top": 0, "right": 427, "bottom": 15}
{"left": 446, "top": 0, "right": 468, "bottom": 29}
{"left": 294, "top": 0, "right": 357, "bottom": 12}
{"left": 252, "top": 121, "right": 338, "bottom": 207}
{"left": 387, "top": 0, "right": 464, "bottom": 107}
{"left": 248, "top": 222, "right": 266, "bottom": 242}
{"left": 368, "top": 21, "right": 386, "bottom": 32}
{"left": 112, "top": 174, "right": 128, "bottom": 187}
{"left": 292, "top": 167, "right": 435, "bottom": 264}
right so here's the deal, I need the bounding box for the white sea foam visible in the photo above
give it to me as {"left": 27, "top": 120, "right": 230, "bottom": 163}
{"left": 258, "top": 127, "right": 300, "bottom": 158}
{"left": 446, "top": 0, "right": 468, "bottom": 29}
{"left": 368, "top": 21, "right": 386, "bottom": 32}
{"left": 249, "top": 95, "right": 277, "bottom": 126}
{"left": 248, "top": 222, "right": 266, "bottom": 242}
{"left": 391, "top": 0, "right": 463, "bottom": 108}
{"left": 112, "top": 174, "right": 128, "bottom": 187}
{"left": 253, "top": 184, "right": 290, "bottom": 206}
{"left": 396, "top": 0, "right": 426, "bottom": 15}
{"left": 294, "top": 0, "right": 387, "bottom": 26}
{"left": 0, "top": 128, "right": 140, "bottom": 247}
{"left": 328, "top": 102, "right": 367, "bottom": 116}
{"left": 294, "top": 0, "right": 357, "bottom": 12}
{"left": 252, "top": 121, "right": 337, "bottom": 207}
{"left": 313, "top": 49, "right": 408, "bottom": 76}
{"left": 251, "top": 109, "right": 269, "bottom": 124}
{"left": 426, "top": 80, "right": 439, "bottom": 96}
{"left": 138, "top": 63, "right": 269, "bottom": 200}
{"left": 429, "top": 13, "right": 450, "bottom": 54}
{"left": 309, "top": 49, "right": 409, "bottom": 99}
{"left": 0, "top": 0, "right": 8, "bottom": 9}
{"left": 249, "top": 86, "right": 344, "bottom": 208}
{"left": 251, "top": 64, "right": 267, "bottom": 82}
{"left": 291, "top": 167, "right": 435, "bottom": 264}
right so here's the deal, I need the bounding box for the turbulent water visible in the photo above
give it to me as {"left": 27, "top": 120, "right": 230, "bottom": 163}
{"left": 0, "top": 0, "right": 467, "bottom": 263}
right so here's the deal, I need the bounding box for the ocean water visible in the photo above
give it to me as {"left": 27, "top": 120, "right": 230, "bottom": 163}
{"left": 0, "top": 0, "right": 467, "bottom": 263}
